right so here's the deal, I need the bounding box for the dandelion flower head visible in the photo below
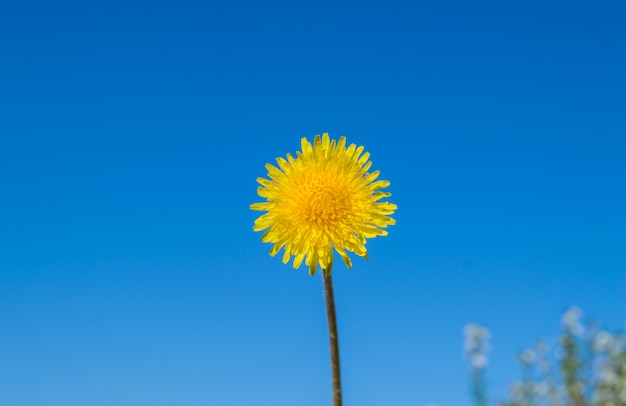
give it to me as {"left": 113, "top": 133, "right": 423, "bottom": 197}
{"left": 251, "top": 133, "right": 397, "bottom": 276}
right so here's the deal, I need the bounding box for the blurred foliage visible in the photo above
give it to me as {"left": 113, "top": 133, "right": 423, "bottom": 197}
{"left": 464, "top": 308, "right": 626, "bottom": 406}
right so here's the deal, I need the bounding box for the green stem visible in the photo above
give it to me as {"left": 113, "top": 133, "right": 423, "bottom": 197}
{"left": 322, "top": 269, "right": 342, "bottom": 406}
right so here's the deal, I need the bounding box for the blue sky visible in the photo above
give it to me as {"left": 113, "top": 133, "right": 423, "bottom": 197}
{"left": 1, "top": 0, "right": 625, "bottom": 405}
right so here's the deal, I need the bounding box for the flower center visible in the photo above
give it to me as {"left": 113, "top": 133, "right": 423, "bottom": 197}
{"left": 296, "top": 177, "right": 351, "bottom": 230}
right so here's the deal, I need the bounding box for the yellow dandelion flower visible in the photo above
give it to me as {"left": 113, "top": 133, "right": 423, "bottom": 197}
{"left": 251, "top": 133, "right": 397, "bottom": 276}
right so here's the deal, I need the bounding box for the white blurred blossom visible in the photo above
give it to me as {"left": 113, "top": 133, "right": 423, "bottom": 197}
{"left": 471, "top": 353, "right": 488, "bottom": 368}
{"left": 609, "top": 334, "right": 625, "bottom": 356}
{"left": 594, "top": 330, "right": 613, "bottom": 352}
{"left": 561, "top": 306, "right": 585, "bottom": 336}
{"left": 463, "top": 323, "right": 491, "bottom": 369}
{"left": 518, "top": 348, "right": 537, "bottom": 365}
{"left": 598, "top": 364, "right": 618, "bottom": 385}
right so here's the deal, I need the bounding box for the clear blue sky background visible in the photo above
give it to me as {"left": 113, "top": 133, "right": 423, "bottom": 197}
{"left": 1, "top": 0, "right": 625, "bottom": 405}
